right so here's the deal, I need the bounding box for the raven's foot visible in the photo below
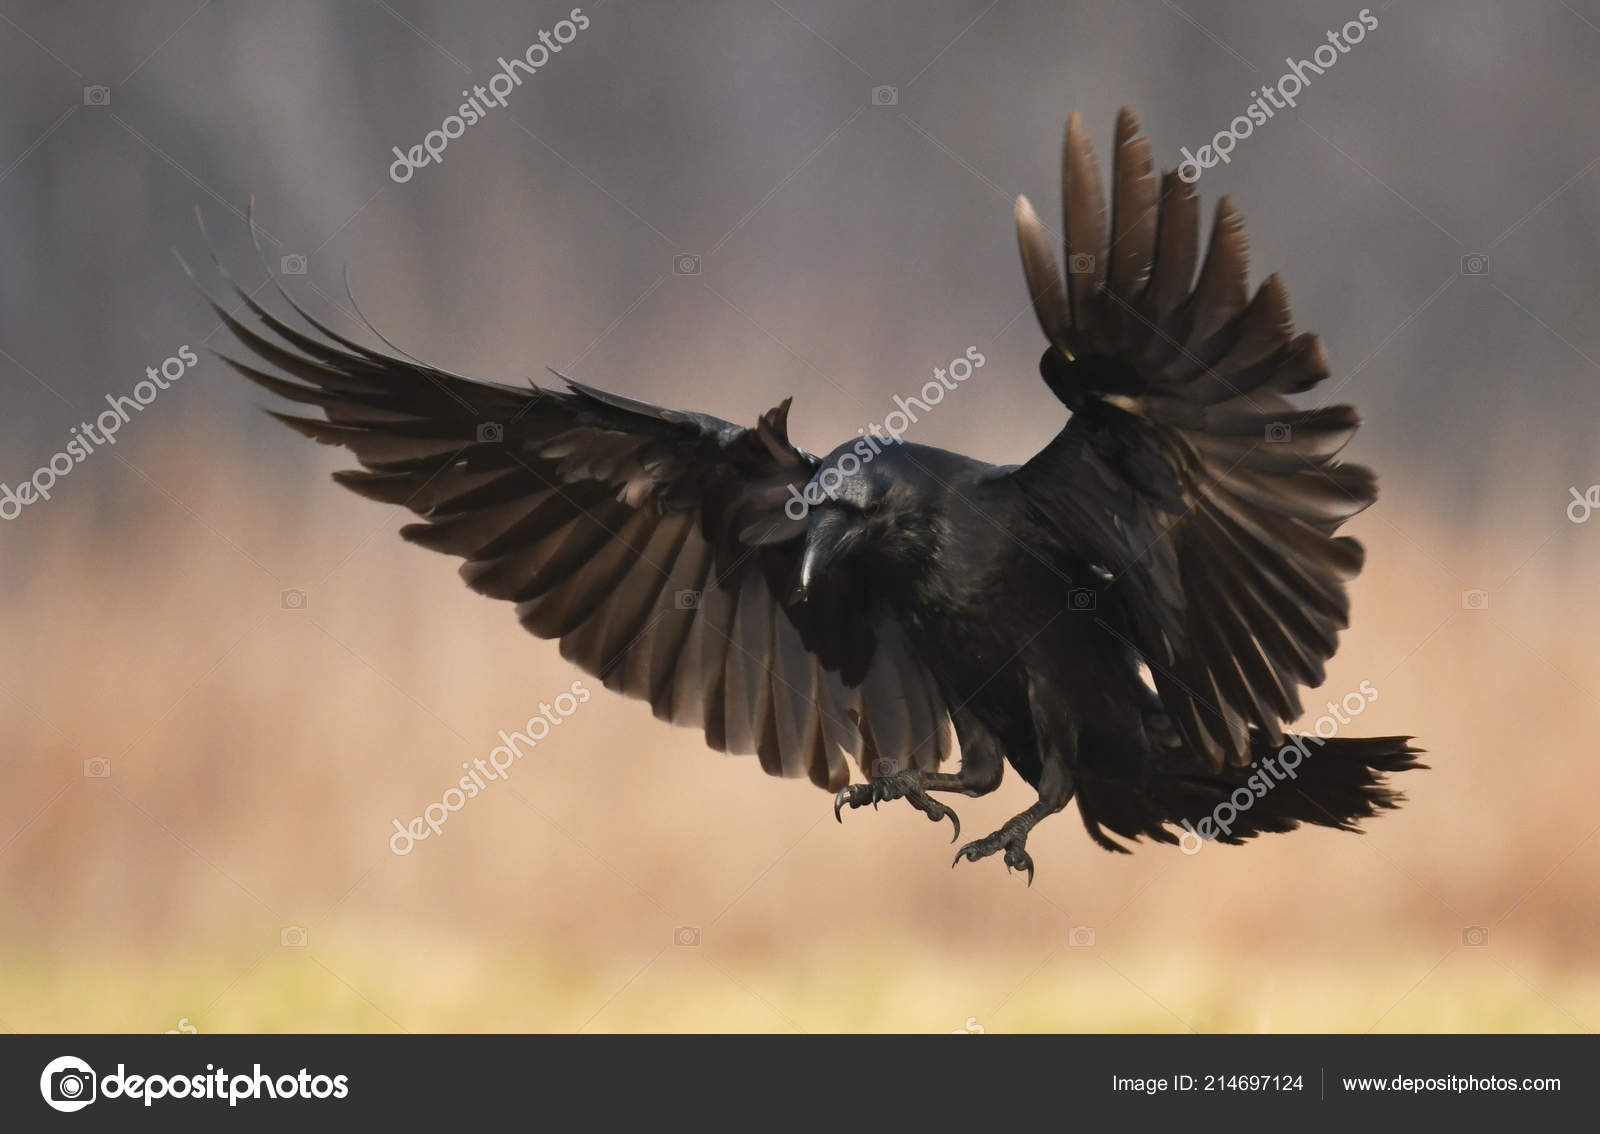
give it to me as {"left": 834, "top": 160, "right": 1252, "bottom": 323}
{"left": 953, "top": 821, "right": 1036, "bottom": 885}
{"left": 834, "top": 771, "right": 960, "bottom": 842}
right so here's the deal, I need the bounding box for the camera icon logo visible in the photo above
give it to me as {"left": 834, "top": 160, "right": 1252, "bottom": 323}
{"left": 280, "top": 588, "right": 307, "bottom": 610}
{"left": 281, "top": 926, "right": 308, "bottom": 947}
{"left": 1069, "top": 925, "right": 1096, "bottom": 947}
{"left": 1460, "top": 253, "right": 1490, "bottom": 276}
{"left": 673, "top": 253, "right": 702, "bottom": 276}
{"left": 1461, "top": 588, "right": 1489, "bottom": 610}
{"left": 280, "top": 253, "right": 308, "bottom": 276}
{"left": 673, "top": 589, "right": 700, "bottom": 610}
{"left": 1264, "top": 422, "right": 1292, "bottom": 443}
{"left": 1068, "top": 253, "right": 1096, "bottom": 273}
{"left": 1462, "top": 925, "right": 1489, "bottom": 947}
{"left": 83, "top": 85, "right": 110, "bottom": 107}
{"left": 83, "top": 757, "right": 111, "bottom": 779}
{"left": 476, "top": 422, "right": 505, "bottom": 443}
{"left": 1067, "top": 587, "right": 1097, "bottom": 612}
{"left": 40, "top": 1056, "right": 97, "bottom": 1112}
{"left": 674, "top": 925, "right": 701, "bottom": 947}
{"left": 871, "top": 85, "right": 899, "bottom": 106}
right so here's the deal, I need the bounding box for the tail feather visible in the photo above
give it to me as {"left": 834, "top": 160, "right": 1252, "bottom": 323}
{"left": 1075, "top": 732, "right": 1425, "bottom": 853}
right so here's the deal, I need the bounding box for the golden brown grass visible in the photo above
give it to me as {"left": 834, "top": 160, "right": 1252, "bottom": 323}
{"left": 3, "top": 417, "right": 1596, "bottom": 1032}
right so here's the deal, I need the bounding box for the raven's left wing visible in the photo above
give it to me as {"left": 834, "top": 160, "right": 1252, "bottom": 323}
{"left": 1008, "top": 109, "right": 1373, "bottom": 770}
{"left": 192, "top": 225, "right": 953, "bottom": 791}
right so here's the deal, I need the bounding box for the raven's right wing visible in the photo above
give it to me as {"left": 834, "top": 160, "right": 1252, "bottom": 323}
{"left": 190, "top": 220, "right": 952, "bottom": 792}
{"left": 1008, "top": 109, "right": 1374, "bottom": 770}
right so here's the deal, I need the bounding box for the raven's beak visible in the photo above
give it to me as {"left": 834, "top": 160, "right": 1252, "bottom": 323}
{"left": 787, "top": 507, "right": 848, "bottom": 605}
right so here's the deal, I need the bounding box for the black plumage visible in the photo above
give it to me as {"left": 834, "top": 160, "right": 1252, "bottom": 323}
{"left": 202, "top": 108, "right": 1421, "bottom": 881}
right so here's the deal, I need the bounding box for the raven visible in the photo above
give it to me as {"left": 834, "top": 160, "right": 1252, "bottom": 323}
{"left": 199, "top": 108, "right": 1420, "bottom": 882}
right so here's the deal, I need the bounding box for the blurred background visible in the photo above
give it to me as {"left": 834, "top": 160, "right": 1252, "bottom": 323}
{"left": 3, "top": 0, "right": 1600, "bottom": 1032}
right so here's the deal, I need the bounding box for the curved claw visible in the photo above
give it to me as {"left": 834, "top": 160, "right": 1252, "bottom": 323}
{"left": 954, "top": 832, "right": 1035, "bottom": 882}
{"left": 834, "top": 775, "right": 963, "bottom": 848}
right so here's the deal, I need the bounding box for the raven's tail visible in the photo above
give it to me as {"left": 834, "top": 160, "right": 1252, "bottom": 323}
{"left": 1075, "top": 733, "right": 1426, "bottom": 853}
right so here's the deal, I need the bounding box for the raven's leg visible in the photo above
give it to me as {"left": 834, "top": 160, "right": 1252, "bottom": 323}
{"left": 833, "top": 710, "right": 1006, "bottom": 841}
{"left": 953, "top": 760, "right": 1073, "bottom": 885}
{"left": 955, "top": 672, "right": 1079, "bottom": 882}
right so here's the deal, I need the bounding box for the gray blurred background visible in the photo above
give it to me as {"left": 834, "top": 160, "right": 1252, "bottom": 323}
{"left": 3, "top": 0, "right": 1600, "bottom": 1032}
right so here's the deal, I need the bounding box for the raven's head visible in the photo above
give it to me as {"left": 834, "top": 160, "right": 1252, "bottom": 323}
{"left": 786, "top": 439, "right": 935, "bottom": 605}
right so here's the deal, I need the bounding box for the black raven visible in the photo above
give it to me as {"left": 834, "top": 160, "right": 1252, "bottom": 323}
{"left": 199, "top": 108, "right": 1420, "bottom": 882}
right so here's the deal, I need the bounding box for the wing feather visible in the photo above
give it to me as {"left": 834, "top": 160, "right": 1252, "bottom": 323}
{"left": 1011, "top": 109, "right": 1377, "bottom": 769}
{"left": 202, "top": 226, "right": 953, "bottom": 792}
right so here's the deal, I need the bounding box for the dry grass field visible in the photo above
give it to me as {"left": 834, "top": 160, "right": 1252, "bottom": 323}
{"left": 3, "top": 429, "right": 1596, "bottom": 1033}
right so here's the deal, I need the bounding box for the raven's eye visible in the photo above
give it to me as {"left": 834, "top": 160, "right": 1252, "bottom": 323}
{"left": 839, "top": 491, "right": 888, "bottom": 518}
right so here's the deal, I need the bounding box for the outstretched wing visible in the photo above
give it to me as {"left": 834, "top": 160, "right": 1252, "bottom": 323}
{"left": 193, "top": 219, "right": 952, "bottom": 791}
{"left": 1010, "top": 109, "right": 1373, "bottom": 769}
